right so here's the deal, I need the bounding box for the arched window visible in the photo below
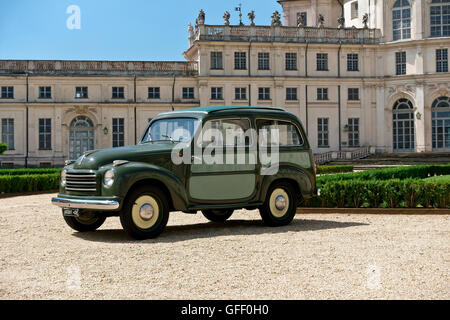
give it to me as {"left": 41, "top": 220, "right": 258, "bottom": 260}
{"left": 393, "top": 0, "right": 411, "bottom": 41}
{"left": 69, "top": 116, "right": 94, "bottom": 160}
{"left": 393, "top": 98, "right": 415, "bottom": 152}
{"left": 430, "top": 0, "right": 450, "bottom": 37}
{"left": 431, "top": 96, "right": 450, "bottom": 150}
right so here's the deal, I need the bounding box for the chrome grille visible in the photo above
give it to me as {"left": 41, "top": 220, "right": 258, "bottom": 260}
{"left": 66, "top": 172, "right": 97, "bottom": 193}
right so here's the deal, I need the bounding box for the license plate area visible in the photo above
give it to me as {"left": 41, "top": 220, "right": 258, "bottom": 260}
{"left": 63, "top": 208, "right": 80, "bottom": 217}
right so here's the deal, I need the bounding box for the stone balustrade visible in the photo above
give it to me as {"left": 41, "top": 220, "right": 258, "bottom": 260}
{"left": 0, "top": 60, "right": 199, "bottom": 76}
{"left": 192, "top": 25, "right": 381, "bottom": 45}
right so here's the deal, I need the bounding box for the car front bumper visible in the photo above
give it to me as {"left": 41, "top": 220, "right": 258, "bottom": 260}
{"left": 52, "top": 196, "right": 120, "bottom": 211}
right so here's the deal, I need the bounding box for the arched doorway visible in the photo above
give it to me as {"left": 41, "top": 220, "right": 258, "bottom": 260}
{"left": 393, "top": 98, "right": 415, "bottom": 152}
{"left": 432, "top": 96, "right": 450, "bottom": 151}
{"left": 69, "top": 116, "right": 94, "bottom": 160}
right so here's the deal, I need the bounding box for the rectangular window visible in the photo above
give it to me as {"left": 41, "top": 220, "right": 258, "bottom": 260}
{"left": 285, "top": 53, "right": 298, "bottom": 70}
{"left": 112, "top": 118, "right": 125, "bottom": 148}
{"left": 317, "top": 53, "right": 328, "bottom": 71}
{"left": 234, "top": 52, "right": 247, "bottom": 70}
{"left": 182, "top": 87, "right": 195, "bottom": 99}
{"left": 297, "top": 12, "right": 307, "bottom": 26}
{"left": 258, "top": 87, "right": 271, "bottom": 100}
{"left": 347, "top": 54, "right": 359, "bottom": 71}
{"left": 235, "top": 87, "right": 247, "bottom": 100}
{"left": 39, "top": 86, "right": 51, "bottom": 99}
{"left": 351, "top": 2, "right": 359, "bottom": 19}
{"left": 112, "top": 87, "right": 125, "bottom": 99}
{"left": 38, "top": 118, "right": 51, "bottom": 150}
{"left": 148, "top": 87, "right": 160, "bottom": 99}
{"left": 211, "top": 87, "right": 223, "bottom": 100}
{"left": 348, "top": 118, "right": 360, "bottom": 147}
{"left": 1, "top": 118, "right": 14, "bottom": 150}
{"left": 396, "top": 52, "right": 406, "bottom": 75}
{"left": 75, "top": 87, "right": 88, "bottom": 99}
{"left": 317, "top": 88, "right": 329, "bottom": 100}
{"left": 258, "top": 52, "right": 270, "bottom": 70}
{"left": 1, "top": 86, "right": 14, "bottom": 99}
{"left": 437, "top": 48, "right": 449, "bottom": 72}
{"left": 257, "top": 120, "right": 304, "bottom": 146}
{"left": 286, "top": 88, "right": 298, "bottom": 101}
{"left": 211, "top": 52, "right": 223, "bottom": 70}
{"left": 348, "top": 88, "right": 360, "bottom": 101}
{"left": 430, "top": 3, "right": 450, "bottom": 37}
{"left": 318, "top": 118, "right": 329, "bottom": 147}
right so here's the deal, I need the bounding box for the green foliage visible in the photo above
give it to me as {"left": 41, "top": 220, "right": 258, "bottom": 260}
{"left": 307, "top": 176, "right": 450, "bottom": 209}
{"left": 0, "top": 142, "right": 7, "bottom": 155}
{"left": 316, "top": 164, "right": 450, "bottom": 187}
{"left": 0, "top": 168, "right": 61, "bottom": 176}
{"left": 317, "top": 165, "right": 354, "bottom": 174}
{"left": 0, "top": 174, "right": 60, "bottom": 194}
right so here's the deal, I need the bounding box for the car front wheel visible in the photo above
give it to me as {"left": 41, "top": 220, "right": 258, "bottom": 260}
{"left": 259, "top": 182, "right": 297, "bottom": 227}
{"left": 120, "top": 186, "right": 169, "bottom": 240}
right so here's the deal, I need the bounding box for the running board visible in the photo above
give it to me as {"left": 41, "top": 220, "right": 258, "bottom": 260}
{"left": 188, "top": 202, "right": 263, "bottom": 211}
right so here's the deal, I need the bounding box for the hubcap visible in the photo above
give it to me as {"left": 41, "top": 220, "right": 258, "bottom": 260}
{"left": 275, "top": 195, "right": 287, "bottom": 211}
{"left": 132, "top": 195, "right": 160, "bottom": 230}
{"left": 139, "top": 203, "right": 154, "bottom": 221}
{"left": 269, "top": 188, "right": 290, "bottom": 218}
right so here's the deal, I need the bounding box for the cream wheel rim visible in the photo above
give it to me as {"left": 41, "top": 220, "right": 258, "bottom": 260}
{"left": 269, "top": 188, "right": 289, "bottom": 218}
{"left": 132, "top": 195, "right": 160, "bottom": 230}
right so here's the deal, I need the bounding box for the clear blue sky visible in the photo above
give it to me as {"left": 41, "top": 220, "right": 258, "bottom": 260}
{"left": 0, "top": 0, "right": 281, "bottom": 61}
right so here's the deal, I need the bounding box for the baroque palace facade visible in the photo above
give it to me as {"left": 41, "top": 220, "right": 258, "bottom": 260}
{"left": 0, "top": 0, "right": 449, "bottom": 167}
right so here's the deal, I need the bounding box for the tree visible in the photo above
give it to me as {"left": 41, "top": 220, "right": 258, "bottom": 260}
{"left": 0, "top": 142, "right": 7, "bottom": 155}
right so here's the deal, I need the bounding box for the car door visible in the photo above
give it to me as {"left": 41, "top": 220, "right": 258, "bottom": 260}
{"left": 187, "top": 117, "right": 257, "bottom": 203}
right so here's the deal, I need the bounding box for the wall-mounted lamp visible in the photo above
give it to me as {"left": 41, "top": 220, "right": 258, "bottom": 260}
{"left": 103, "top": 126, "right": 108, "bottom": 135}
{"left": 416, "top": 112, "right": 422, "bottom": 120}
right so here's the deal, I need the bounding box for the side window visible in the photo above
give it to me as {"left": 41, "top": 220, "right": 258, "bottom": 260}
{"left": 257, "top": 120, "right": 304, "bottom": 147}
{"left": 201, "top": 118, "right": 252, "bottom": 147}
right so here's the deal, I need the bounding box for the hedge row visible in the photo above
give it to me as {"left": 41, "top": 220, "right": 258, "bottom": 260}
{"left": 0, "top": 174, "right": 59, "bottom": 194}
{"left": 317, "top": 165, "right": 354, "bottom": 175}
{"left": 317, "top": 164, "right": 450, "bottom": 187}
{"left": 305, "top": 178, "right": 450, "bottom": 208}
{"left": 0, "top": 168, "right": 61, "bottom": 176}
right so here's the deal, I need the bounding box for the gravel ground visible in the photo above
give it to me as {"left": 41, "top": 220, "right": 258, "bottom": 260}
{"left": 0, "top": 193, "right": 449, "bottom": 300}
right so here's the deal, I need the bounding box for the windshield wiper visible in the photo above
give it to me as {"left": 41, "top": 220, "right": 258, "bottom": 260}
{"left": 162, "top": 135, "right": 175, "bottom": 143}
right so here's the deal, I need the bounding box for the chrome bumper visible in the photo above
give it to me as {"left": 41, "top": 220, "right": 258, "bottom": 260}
{"left": 51, "top": 197, "right": 120, "bottom": 211}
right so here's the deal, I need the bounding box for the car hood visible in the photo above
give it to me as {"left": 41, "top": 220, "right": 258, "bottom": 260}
{"left": 73, "top": 142, "right": 175, "bottom": 170}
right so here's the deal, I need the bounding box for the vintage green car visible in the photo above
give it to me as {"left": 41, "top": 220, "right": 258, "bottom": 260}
{"left": 52, "top": 106, "right": 317, "bottom": 239}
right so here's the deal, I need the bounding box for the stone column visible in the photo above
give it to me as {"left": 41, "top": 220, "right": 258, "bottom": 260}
{"left": 375, "top": 84, "right": 386, "bottom": 153}
{"left": 415, "top": 83, "right": 426, "bottom": 152}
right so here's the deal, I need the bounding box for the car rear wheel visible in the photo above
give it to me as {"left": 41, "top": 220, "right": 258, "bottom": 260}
{"left": 120, "top": 186, "right": 169, "bottom": 240}
{"left": 259, "top": 182, "right": 297, "bottom": 227}
{"left": 63, "top": 211, "right": 106, "bottom": 232}
{"left": 201, "top": 209, "right": 234, "bottom": 222}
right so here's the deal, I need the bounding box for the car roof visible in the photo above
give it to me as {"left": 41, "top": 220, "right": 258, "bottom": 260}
{"left": 158, "top": 106, "right": 286, "bottom": 117}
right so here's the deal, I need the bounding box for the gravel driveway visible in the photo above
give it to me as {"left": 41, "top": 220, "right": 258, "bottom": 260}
{"left": 0, "top": 193, "right": 448, "bottom": 300}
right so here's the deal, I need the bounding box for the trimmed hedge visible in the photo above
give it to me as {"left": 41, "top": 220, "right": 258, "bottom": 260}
{"left": 316, "top": 164, "right": 450, "bottom": 187}
{"left": 307, "top": 178, "right": 450, "bottom": 208}
{"left": 317, "top": 165, "right": 354, "bottom": 175}
{"left": 0, "top": 168, "right": 61, "bottom": 176}
{"left": 0, "top": 142, "right": 7, "bottom": 155}
{"left": 0, "top": 174, "right": 59, "bottom": 194}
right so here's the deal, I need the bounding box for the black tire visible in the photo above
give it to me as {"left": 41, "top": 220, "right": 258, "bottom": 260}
{"left": 120, "top": 186, "right": 169, "bottom": 240}
{"left": 63, "top": 211, "right": 106, "bottom": 232}
{"left": 259, "top": 182, "right": 297, "bottom": 227}
{"left": 201, "top": 209, "right": 234, "bottom": 222}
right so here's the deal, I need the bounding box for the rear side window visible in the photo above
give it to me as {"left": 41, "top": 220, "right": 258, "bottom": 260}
{"left": 257, "top": 119, "right": 304, "bottom": 146}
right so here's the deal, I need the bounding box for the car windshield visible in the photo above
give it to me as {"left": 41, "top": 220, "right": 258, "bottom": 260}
{"left": 142, "top": 118, "right": 200, "bottom": 143}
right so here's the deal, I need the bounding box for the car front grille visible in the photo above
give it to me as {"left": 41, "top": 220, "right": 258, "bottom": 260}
{"left": 66, "top": 172, "right": 98, "bottom": 193}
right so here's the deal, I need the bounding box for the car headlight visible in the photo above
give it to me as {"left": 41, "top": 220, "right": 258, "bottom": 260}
{"left": 104, "top": 169, "right": 115, "bottom": 187}
{"left": 61, "top": 170, "right": 67, "bottom": 187}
